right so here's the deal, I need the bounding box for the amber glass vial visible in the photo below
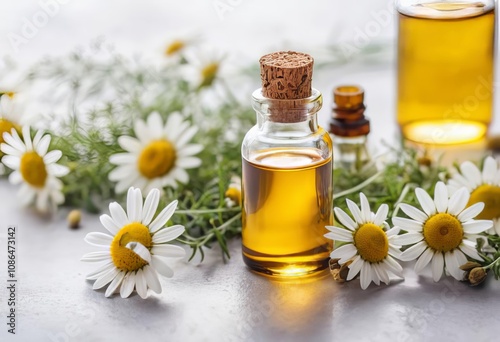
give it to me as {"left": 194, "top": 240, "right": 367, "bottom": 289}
{"left": 397, "top": 1, "right": 495, "bottom": 145}
{"left": 241, "top": 51, "right": 333, "bottom": 277}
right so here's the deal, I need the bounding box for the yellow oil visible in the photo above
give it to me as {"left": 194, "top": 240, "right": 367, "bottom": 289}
{"left": 397, "top": 2, "right": 495, "bottom": 145}
{"left": 242, "top": 147, "right": 333, "bottom": 277}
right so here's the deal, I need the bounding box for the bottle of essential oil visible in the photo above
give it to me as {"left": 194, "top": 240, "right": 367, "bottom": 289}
{"left": 396, "top": 0, "right": 495, "bottom": 145}
{"left": 241, "top": 51, "right": 333, "bottom": 277}
{"left": 329, "top": 85, "right": 371, "bottom": 172}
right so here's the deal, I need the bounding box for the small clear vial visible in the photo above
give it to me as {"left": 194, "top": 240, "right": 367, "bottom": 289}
{"left": 329, "top": 85, "right": 371, "bottom": 172}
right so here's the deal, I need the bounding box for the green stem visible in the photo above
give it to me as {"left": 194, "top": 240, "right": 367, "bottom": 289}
{"left": 333, "top": 170, "right": 383, "bottom": 200}
{"left": 484, "top": 256, "right": 500, "bottom": 270}
{"left": 391, "top": 183, "right": 418, "bottom": 218}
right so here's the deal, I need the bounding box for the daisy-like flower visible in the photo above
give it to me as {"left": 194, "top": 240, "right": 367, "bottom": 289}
{"left": 0, "top": 93, "right": 24, "bottom": 146}
{"left": 82, "top": 187, "right": 186, "bottom": 298}
{"left": 164, "top": 35, "right": 200, "bottom": 58}
{"left": 1, "top": 126, "right": 69, "bottom": 212}
{"left": 109, "top": 111, "right": 202, "bottom": 194}
{"left": 325, "top": 193, "right": 404, "bottom": 290}
{"left": 393, "top": 182, "right": 492, "bottom": 281}
{"left": 185, "top": 48, "right": 225, "bottom": 89}
{"left": 447, "top": 156, "right": 500, "bottom": 235}
{"left": 224, "top": 175, "right": 241, "bottom": 208}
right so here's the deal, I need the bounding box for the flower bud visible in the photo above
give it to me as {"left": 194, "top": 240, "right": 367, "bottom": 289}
{"left": 67, "top": 209, "right": 82, "bottom": 229}
{"left": 468, "top": 267, "right": 487, "bottom": 286}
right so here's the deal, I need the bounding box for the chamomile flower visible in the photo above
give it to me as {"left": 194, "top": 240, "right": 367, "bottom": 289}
{"left": 0, "top": 93, "right": 24, "bottom": 146}
{"left": 1, "top": 126, "right": 69, "bottom": 213}
{"left": 393, "top": 182, "right": 492, "bottom": 281}
{"left": 164, "top": 35, "right": 200, "bottom": 58}
{"left": 325, "top": 193, "right": 404, "bottom": 290}
{"left": 224, "top": 175, "right": 241, "bottom": 208}
{"left": 185, "top": 48, "right": 225, "bottom": 89}
{"left": 82, "top": 187, "right": 186, "bottom": 299}
{"left": 447, "top": 156, "right": 500, "bottom": 235}
{"left": 108, "top": 111, "right": 202, "bottom": 194}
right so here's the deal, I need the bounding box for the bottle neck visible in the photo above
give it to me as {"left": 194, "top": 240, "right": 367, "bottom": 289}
{"left": 252, "top": 88, "right": 322, "bottom": 137}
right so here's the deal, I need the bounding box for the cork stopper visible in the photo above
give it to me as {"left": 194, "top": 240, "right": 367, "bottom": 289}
{"left": 259, "top": 51, "right": 314, "bottom": 123}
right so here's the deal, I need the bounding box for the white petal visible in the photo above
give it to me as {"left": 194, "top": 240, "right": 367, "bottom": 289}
{"left": 43, "top": 150, "right": 62, "bottom": 164}
{"left": 127, "top": 187, "right": 143, "bottom": 222}
{"left": 459, "top": 240, "right": 482, "bottom": 261}
{"left": 324, "top": 226, "right": 354, "bottom": 242}
{"left": 391, "top": 232, "right": 424, "bottom": 246}
{"left": 449, "top": 173, "right": 474, "bottom": 192}
{"left": 152, "top": 225, "right": 185, "bottom": 244}
{"left": 460, "top": 161, "right": 482, "bottom": 188}
{"left": 32, "top": 130, "right": 43, "bottom": 148}
{"left": 386, "top": 226, "right": 400, "bottom": 237}
{"left": 149, "top": 200, "right": 178, "bottom": 233}
{"left": 85, "top": 232, "right": 113, "bottom": 247}
{"left": 414, "top": 247, "right": 434, "bottom": 273}
{"left": 126, "top": 242, "right": 151, "bottom": 263}
{"left": 22, "top": 126, "right": 32, "bottom": 151}
{"left": 374, "top": 263, "right": 390, "bottom": 285}
{"left": 447, "top": 187, "right": 470, "bottom": 216}
{"left": 93, "top": 267, "right": 119, "bottom": 290}
{"left": 135, "top": 269, "right": 148, "bottom": 299}
{"left": 115, "top": 174, "right": 140, "bottom": 194}
{"left": 118, "top": 136, "right": 142, "bottom": 152}
{"left": 81, "top": 251, "right": 110, "bottom": 262}
{"left": 415, "top": 188, "right": 436, "bottom": 216}
{"left": 346, "top": 199, "right": 363, "bottom": 224}
{"left": 47, "top": 163, "right": 69, "bottom": 177}
{"left": 462, "top": 220, "right": 493, "bottom": 234}
{"left": 1, "top": 155, "right": 20, "bottom": 170}
{"left": 392, "top": 217, "right": 423, "bottom": 231}
{"left": 109, "top": 165, "right": 133, "bottom": 181}
{"left": 105, "top": 271, "right": 125, "bottom": 298}
{"left": 143, "top": 265, "right": 162, "bottom": 294}
{"left": 8, "top": 171, "right": 22, "bottom": 185}
{"left": 178, "top": 144, "right": 203, "bottom": 157}
{"left": 400, "top": 241, "right": 427, "bottom": 261}
{"left": 360, "top": 262, "right": 372, "bottom": 290}
{"left": 176, "top": 157, "right": 201, "bottom": 169}
{"left": 1, "top": 143, "right": 22, "bottom": 156}
{"left": 370, "top": 265, "right": 380, "bottom": 286}
{"left": 86, "top": 261, "right": 114, "bottom": 280}
{"left": 109, "top": 202, "right": 129, "bottom": 227}
{"left": 134, "top": 119, "right": 150, "bottom": 144}
{"left": 373, "top": 204, "right": 388, "bottom": 226}
{"left": 482, "top": 157, "right": 497, "bottom": 184}
{"left": 165, "top": 112, "right": 185, "bottom": 139}
{"left": 346, "top": 255, "right": 362, "bottom": 281}
{"left": 445, "top": 250, "right": 465, "bottom": 281}
{"left": 120, "top": 272, "right": 136, "bottom": 298}
{"left": 457, "top": 202, "right": 485, "bottom": 222}
{"left": 147, "top": 112, "right": 164, "bottom": 138}
{"left": 171, "top": 167, "right": 189, "bottom": 184}
{"left": 176, "top": 126, "right": 198, "bottom": 148}
{"left": 399, "top": 203, "right": 427, "bottom": 222}
{"left": 359, "top": 193, "right": 372, "bottom": 223}
{"left": 333, "top": 207, "right": 357, "bottom": 230}
{"left": 151, "top": 255, "right": 175, "bottom": 278}
{"left": 431, "top": 251, "right": 444, "bottom": 282}
{"left": 35, "top": 135, "right": 51, "bottom": 156}
{"left": 384, "top": 255, "right": 403, "bottom": 277}
{"left": 329, "top": 243, "right": 358, "bottom": 264}
{"left": 109, "top": 153, "right": 136, "bottom": 165}
{"left": 99, "top": 214, "right": 121, "bottom": 235}
{"left": 142, "top": 188, "right": 160, "bottom": 225}
{"left": 3, "top": 130, "right": 25, "bottom": 152}
{"left": 434, "top": 182, "right": 448, "bottom": 213}
{"left": 152, "top": 244, "right": 186, "bottom": 258}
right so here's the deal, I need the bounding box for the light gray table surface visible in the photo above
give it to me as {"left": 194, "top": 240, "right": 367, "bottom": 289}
{"left": 1, "top": 179, "right": 500, "bottom": 342}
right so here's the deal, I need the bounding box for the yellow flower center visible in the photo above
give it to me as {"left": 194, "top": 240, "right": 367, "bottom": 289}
{"left": 225, "top": 187, "right": 241, "bottom": 206}
{"left": 200, "top": 62, "right": 219, "bottom": 87}
{"left": 353, "top": 223, "right": 389, "bottom": 263}
{"left": 111, "top": 222, "right": 152, "bottom": 272}
{"left": 423, "top": 213, "right": 463, "bottom": 252}
{"left": 165, "top": 40, "right": 185, "bottom": 56}
{"left": 468, "top": 184, "right": 500, "bottom": 220}
{"left": 0, "top": 118, "right": 21, "bottom": 145}
{"left": 137, "top": 140, "right": 176, "bottom": 179}
{"left": 20, "top": 151, "right": 47, "bottom": 187}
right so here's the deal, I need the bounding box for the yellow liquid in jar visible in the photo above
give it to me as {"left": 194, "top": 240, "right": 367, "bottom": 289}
{"left": 397, "top": 2, "right": 495, "bottom": 145}
{"left": 242, "top": 147, "right": 333, "bottom": 277}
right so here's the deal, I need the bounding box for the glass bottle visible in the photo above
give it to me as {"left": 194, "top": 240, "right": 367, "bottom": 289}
{"left": 330, "top": 85, "right": 371, "bottom": 172}
{"left": 396, "top": 0, "right": 495, "bottom": 145}
{"left": 241, "top": 51, "right": 333, "bottom": 278}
